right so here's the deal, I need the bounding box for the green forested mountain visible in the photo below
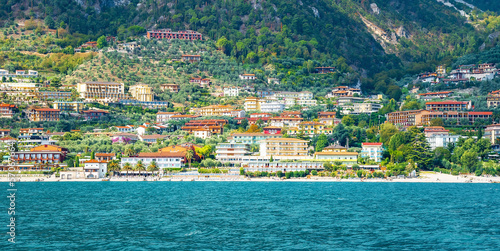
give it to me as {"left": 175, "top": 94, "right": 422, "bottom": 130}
{"left": 2, "top": 0, "right": 500, "bottom": 99}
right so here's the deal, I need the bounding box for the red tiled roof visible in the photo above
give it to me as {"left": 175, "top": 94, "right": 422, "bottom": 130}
{"left": 469, "top": 112, "right": 493, "bottom": 115}
{"left": 95, "top": 153, "right": 116, "bottom": 157}
{"left": 426, "top": 101, "right": 468, "bottom": 105}
{"left": 418, "top": 91, "right": 453, "bottom": 96}
{"left": 362, "top": 142, "right": 383, "bottom": 146}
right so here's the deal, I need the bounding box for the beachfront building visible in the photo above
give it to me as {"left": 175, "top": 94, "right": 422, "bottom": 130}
{"left": 215, "top": 143, "right": 252, "bottom": 163}
{"left": 259, "top": 138, "right": 309, "bottom": 161}
{"left": 77, "top": 82, "right": 129, "bottom": 103}
{"left": 229, "top": 133, "right": 283, "bottom": 145}
{"left": 146, "top": 29, "right": 202, "bottom": 40}
{"left": 129, "top": 83, "right": 154, "bottom": 102}
{"left": 83, "top": 160, "right": 108, "bottom": 179}
{"left": 11, "top": 145, "right": 68, "bottom": 167}
{"left": 28, "top": 108, "right": 60, "bottom": 122}
{"left": 314, "top": 145, "right": 358, "bottom": 165}
{"left": 424, "top": 126, "right": 460, "bottom": 150}
{"left": 484, "top": 124, "right": 500, "bottom": 145}
{"left": 361, "top": 143, "right": 384, "bottom": 162}
{"left": 121, "top": 152, "right": 185, "bottom": 170}
{"left": 95, "top": 153, "right": 116, "bottom": 162}
{"left": 245, "top": 162, "right": 324, "bottom": 173}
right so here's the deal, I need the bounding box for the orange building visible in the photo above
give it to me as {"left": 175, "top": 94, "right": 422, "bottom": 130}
{"left": 12, "top": 145, "right": 68, "bottom": 167}
{"left": 0, "top": 103, "right": 16, "bottom": 118}
{"left": 28, "top": 108, "right": 60, "bottom": 122}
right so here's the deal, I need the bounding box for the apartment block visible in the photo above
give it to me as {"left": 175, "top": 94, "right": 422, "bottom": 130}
{"left": 77, "top": 82, "right": 128, "bottom": 102}
{"left": 361, "top": 143, "right": 383, "bottom": 162}
{"left": 426, "top": 101, "right": 472, "bottom": 111}
{"left": 129, "top": 83, "right": 154, "bottom": 102}
{"left": 28, "top": 108, "right": 60, "bottom": 122}
{"left": 0, "top": 103, "right": 16, "bottom": 118}
{"left": 259, "top": 138, "right": 309, "bottom": 160}
{"left": 53, "top": 101, "right": 84, "bottom": 113}
{"left": 229, "top": 133, "right": 283, "bottom": 145}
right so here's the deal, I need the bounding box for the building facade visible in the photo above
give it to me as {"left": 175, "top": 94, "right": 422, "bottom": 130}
{"left": 77, "top": 82, "right": 128, "bottom": 102}
{"left": 146, "top": 29, "right": 202, "bottom": 40}
{"left": 361, "top": 143, "right": 384, "bottom": 162}
{"left": 129, "top": 83, "right": 154, "bottom": 102}
{"left": 28, "top": 108, "right": 60, "bottom": 122}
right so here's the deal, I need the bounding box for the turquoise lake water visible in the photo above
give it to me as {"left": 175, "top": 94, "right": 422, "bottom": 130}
{"left": 1, "top": 182, "right": 499, "bottom": 250}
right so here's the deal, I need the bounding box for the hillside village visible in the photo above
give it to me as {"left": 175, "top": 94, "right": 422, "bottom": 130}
{"left": 1, "top": 23, "right": 500, "bottom": 180}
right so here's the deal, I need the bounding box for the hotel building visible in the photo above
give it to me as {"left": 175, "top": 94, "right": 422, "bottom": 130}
{"left": 259, "top": 138, "right": 309, "bottom": 160}
{"left": 191, "top": 105, "right": 235, "bottom": 116}
{"left": 245, "top": 162, "right": 324, "bottom": 173}
{"left": 121, "top": 152, "right": 185, "bottom": 169}
{"left": 28, "top": 108, "right": 60, "bottom": 122}
{"left": 361, "top": 143, "right": 384, "bottom": 162}
{"left": 83, "top": 160, "right": 108, "bottom": 179}
{"left": 288, "top": 121, "right": 333, "bottom": 137}
{"left": 314, "top": 145, "right": 358, "bottom": 165}
{"left": 424, "top": 126, "right": 460, "bottom": 150}
{"left": 53, "top": 101, "right": 84, "bottom": 113}
{"left": 77, "top": 82, "right": 129, "bottom": 102}
{"left": 425, "top": 101, "right": 472, "bottom": 111}
{"left": 229, "top": 133, "right": 283, "bottom": 145}
{"left": 129, "top": 83, "right": 154, "bottom": 102}
{"left": 0, "top": 103, "right": 16, "bottom": 118}
{"left": 11, "top": 145, "right": 68, "bottom": 166}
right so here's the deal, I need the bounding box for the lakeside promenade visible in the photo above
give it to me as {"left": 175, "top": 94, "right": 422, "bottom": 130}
{"left": 1, "top": 172, "right": 499, "bottom": 183}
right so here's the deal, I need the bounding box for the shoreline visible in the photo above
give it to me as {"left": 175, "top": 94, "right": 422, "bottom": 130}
{"left": 1, "top": 172, "right": 499, "bottom": 183}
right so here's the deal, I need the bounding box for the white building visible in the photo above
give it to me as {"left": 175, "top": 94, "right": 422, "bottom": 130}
{"left": 156, "top": 112, "right": 181, "bottom": 123}
{"left": 193, "top": 129, "right": 212, "bottom": 139}
{"left": 83, "top": 160, "right": 108, "bottom": 179}
{"left": 136, "top": 126, "right": 147, "bottom": 136}
{"left": 260, "top": 102, "right": 285, "bottom": 113}
{"left": 223, "top": 87, "right": 240, "bottom": 97}
{"left": 239, "top": 74, "right": 256, "bottom": 80}
{"left": 361, "top": 143, "right": 384, "bottom": 162}
{"left": 121, "top": 152, "right": 184, "bottom": 170}
{"left": 245, "top": 162, "right": 323, "bottom": 173}
{"left": 424, "top": 126, "right": 460, "bottom": 150}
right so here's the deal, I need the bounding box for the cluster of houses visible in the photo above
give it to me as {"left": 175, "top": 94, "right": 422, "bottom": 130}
{"left": 417, "top": 63, "right": 498, "bottom": 84}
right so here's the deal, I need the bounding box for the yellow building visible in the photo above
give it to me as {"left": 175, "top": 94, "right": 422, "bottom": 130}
{"left": 288, "top": 121, "right": 333, "bottom": 137}
{"left": 77, "top": 82, "right": 129, "bottom": 102}
{"left": 259, "top": 138, "right": 309, "bottom": 160}
{"left": 244, "top": 97, "right": 261, "bottom": 111}
{"left": 190, "top": 105, "right": 235, "bottom": 116}
{"left": 314, "top": 144, "right": 358, "bottom": 165}
{"left": 129, "top": 83, "right": 154, "bottom": 102}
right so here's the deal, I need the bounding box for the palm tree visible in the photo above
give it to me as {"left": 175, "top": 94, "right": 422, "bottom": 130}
{"left": 134, "top": 160, "right": 145, "bottom": 176}
{"left": 185, "top": 149, "right": 194, "bottom": 169}
{"left": 107, "top": 160, "right": 121, "bottom": 176}
{"left": 124, "top": 148, "right": 136, "bottom": 157}
{"left": 147, "top": 161, "right": 159, "bottom": 176}
{"left": 122, "top": 162, "right": 132, "bottom": 176}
